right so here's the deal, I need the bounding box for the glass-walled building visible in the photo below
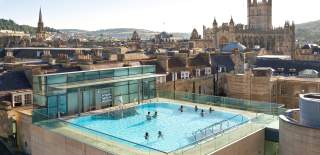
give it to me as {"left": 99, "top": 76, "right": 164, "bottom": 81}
{"left": 33, "top": 65, "right": 160, "bottom": 118}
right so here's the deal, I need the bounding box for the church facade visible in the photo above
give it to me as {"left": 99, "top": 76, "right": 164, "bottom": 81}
{"left": 193, "top": 0, "right": 295, "bottom": 55}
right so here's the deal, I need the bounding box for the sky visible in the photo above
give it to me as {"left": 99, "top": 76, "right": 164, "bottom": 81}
{"left": 0, "top": 0, "right": 319, "bottom": 33}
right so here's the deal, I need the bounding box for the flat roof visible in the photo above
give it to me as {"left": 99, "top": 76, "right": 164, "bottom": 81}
{"left": 257, "top": 55, "right": 291, "bottom": 60}
{"left": 4, "top": 47, "right": 103, "bottom": 51}
{"left": 34, "top": 65, "right": 155, "bottom": 77}
{"left": 50, "top": 73, "right": 165, "bottom": 89}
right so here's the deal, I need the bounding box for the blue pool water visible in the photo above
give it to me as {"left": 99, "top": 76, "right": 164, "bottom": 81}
{"left": 68, "top": 103, "right": 248, "bottom": 153}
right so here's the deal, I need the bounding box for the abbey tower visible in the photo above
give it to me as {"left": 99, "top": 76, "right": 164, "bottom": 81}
{"left": 248, "top": 0, "right": 272, "bottom": 31}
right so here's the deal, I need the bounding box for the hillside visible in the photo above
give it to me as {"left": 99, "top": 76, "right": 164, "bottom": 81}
{"left": 296, "top": 20, "right": 320, "bottom": 41}
{"left": 59, "top": 28, "right": 190, "bottom": 40}
{"left": 0, "top": 18, "right": 59, "bottom": 34}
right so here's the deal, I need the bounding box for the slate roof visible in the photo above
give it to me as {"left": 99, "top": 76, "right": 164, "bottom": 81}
{"left": 211, "top": 54, "right": 235, "bottom": 73}
{"left": 221, "top": 42, "right": 246, "bottom": 53}
{"left": 255, "top": 59, "right": 320, "bottom": 75}
{"left": 0, "top": 70, "right": 31, "bottom": 92}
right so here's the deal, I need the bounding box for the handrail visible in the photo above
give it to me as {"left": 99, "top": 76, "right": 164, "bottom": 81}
{"left": 169, "top": 116, "right": 250, "bottom": 153}
{"left": 191, "top": 114, "right": 242, "bottom": 138}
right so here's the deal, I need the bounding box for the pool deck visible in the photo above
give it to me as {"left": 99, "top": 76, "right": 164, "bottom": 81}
{"left": 34, "top": 98, "right": 279, "bottom": 155}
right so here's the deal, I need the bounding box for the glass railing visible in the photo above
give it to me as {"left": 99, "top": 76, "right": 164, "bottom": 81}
{"left": 31, "top": 91, "right": 282, "bottom": 155}
{"left": 33, "top": 109, "right": 168, "bottom": 155}
{"left": 170, "top": 121, "right": 264, "bottom": 155}
{"left": 158, "top": 90, "right": 285, "bottom": 116}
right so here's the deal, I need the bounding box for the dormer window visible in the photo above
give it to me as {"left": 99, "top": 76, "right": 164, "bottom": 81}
{"left": 172, "top": 72, "right": 178, "bottom": 81}
{"left": 181, "top": 71, "right": 190, "bottom": 79}
{"left": 196, "top": 69, "right": 201, "bottom": 77}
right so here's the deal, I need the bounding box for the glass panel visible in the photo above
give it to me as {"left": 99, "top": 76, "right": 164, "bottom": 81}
{"left": 48, "top": 107, "right": 57, "bottom": 118}
{"left": 48, "top": 96, "right": 57, "bottom": 108}
{"left": 114, "top": 95, "right": 129, "bottom": 105}
{"left": 129, "top": 93, "right": 139, "bottom": 103}
{"left": 114, "top": 85, "right": 129, "bottom": 96}
{"left": 129, "top": 83, "right": 138, "bottom": 93}
{"left": 100, "top": 70, "right": 114, "bottom": 79}
{"left": 114, "top": 68, "right": 128, "bottom": 77}
{"left": 47, "top": 75, "right": 67, "bottom": 84}
{"left": 67, "top": 90, "right": 78, "bottom": 115}
{"left": 143, "top": 66, "right": 155, "bottom": 74}
{"left": 84, "top": 71, "right": 100, "bottom": 81}
{"left": 48, "top": 96, "right": 57, "bottom": 118}
{"left": 33, "top": 94, "right": 47, "bottom": 107}
{"left": 129, "top": 67, "right": 142, "bottom": 75}
{"left": 83, "top": 90, "right": 91, "bottom": 112}
{"left": 58, "top": 95, "right": 67, "bottom": 115}
{"left": 67, "top": 73, "right": 84, "bottom": 82}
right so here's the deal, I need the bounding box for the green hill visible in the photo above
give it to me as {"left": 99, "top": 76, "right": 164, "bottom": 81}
{"left": 0, "top": 18, "right": 59, "bottom": 34}
{"left": 296, "top": 20, "right": 320, "bottom": 42}
{"left": 60, "top": 28, "right": 190, "bottom": 40}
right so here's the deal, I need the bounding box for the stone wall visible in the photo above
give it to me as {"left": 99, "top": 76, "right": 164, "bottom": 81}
{"left": 212, "top": 129, "right": 265, "bottom": 155}
{"left": 279, "top": 116, "right": 320, "bottom": 155}
{"left": 15, "top": 111, "right": 32, "bottom": 154}
{"left": 224, "top": 73, "right": 320, "bottom": 108}
{"left": 0, "top": 107, "right": 13, "bottom": 138}
{"left": 157, "top": 76, "right": 214, "bottom": 95}
{"left": 30, "top": 125, "right": 114, "bottom": 155}
{"left": 225, "top": 73, "right": 275, "bottom": 102}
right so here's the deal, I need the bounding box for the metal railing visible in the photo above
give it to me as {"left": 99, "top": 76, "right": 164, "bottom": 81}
{"left": 191, "top": 114, "right": 247, "bottom": 142}
{"left": 158, "top": 90, "right": 286, "bottom": 116}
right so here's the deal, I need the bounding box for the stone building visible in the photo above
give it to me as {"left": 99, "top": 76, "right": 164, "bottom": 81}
{"left": 36, "top": 8, "right": 45, "bottom": 41}
{"left": 292, "top": 44, "right": 320, "bottom": 61}
{"left": 224, "top": 68, "right": 320, "bottom": 108}
{"left": 279, "top": 94, "right": 320, "bottom": 155}
{"left": 200, "top": 0, "right": 295, "bottom": 55}
{"left": 148, "top": 53, "right": 214, "bottom": 95}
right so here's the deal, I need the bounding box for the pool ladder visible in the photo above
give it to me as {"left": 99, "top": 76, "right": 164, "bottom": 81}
{"left": 191, "top": 114, "right": 244, "bottom": 141}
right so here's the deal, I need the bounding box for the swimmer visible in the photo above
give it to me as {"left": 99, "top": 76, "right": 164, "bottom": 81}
{"left": 158, "top": 131, "right": 163, "bottom": 139}
{"left": 145, "top": 132, "right": 149, "bottom": 140}
{"left": 209, "top": 107, "right": 215, "bottom": 113}
{"left": 179, "top": 105, "right": 184, "bottom": 112}
{"left": 153, "top": 111, "right": 158, "bottom": 118}
{"left": 195, "top": 105, "right": 198, "bottom": 112}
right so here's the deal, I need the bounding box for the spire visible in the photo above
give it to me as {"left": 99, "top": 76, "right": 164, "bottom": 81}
{"left": 213, "top": 17, "right": 217, "bottom": 25}
{"left": 229, "top": 16, "right": 234, "bottom": 25}
{"left": 38, "top": 7, "right": 43, "bottom": 23}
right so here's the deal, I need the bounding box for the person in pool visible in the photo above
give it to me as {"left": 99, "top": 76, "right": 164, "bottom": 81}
{"left": 158, "top": 131, "right": 163, "bottom": 139}
{"left": 153, "top": 111, "right": 158, "bottom": 118}
{"left": 145, "top": 132, "right": 149, "bottom": 140}
{"left": 179, "top": 105, "right": 184, "bottom": 112}
{"left": 209, "top": 107, "right": 215, "bottom": 113}
{"left": 195, "top": 105, "right": 198, "bottom": 112}
{"left": 201, "top": 109, "right": 205, "bottom": 117}
{"left": 146, "top": 112, "right": 152, "bottom": 120}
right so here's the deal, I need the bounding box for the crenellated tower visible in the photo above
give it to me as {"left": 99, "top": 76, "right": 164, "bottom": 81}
{"left": 247, "top": 0, "right": 272, "bottom": 31}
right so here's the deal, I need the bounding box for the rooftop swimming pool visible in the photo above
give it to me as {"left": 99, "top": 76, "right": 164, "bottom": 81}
{"left": 68, "top": 103, "right": 249, "bottom": 153}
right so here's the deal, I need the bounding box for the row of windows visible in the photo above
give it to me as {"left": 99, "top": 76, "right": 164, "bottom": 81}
{"left": 172, "top": 67, "right": 212, "bottom": 81}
